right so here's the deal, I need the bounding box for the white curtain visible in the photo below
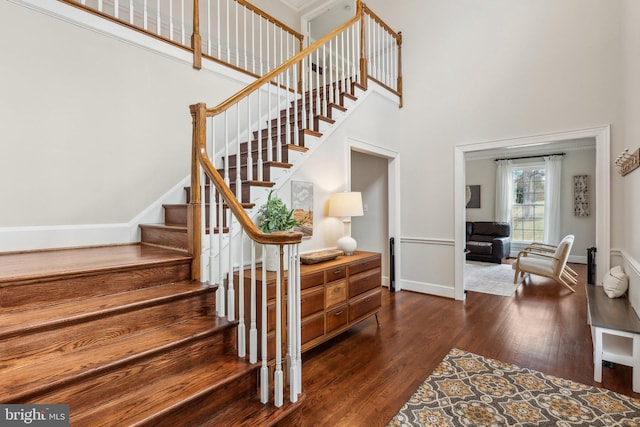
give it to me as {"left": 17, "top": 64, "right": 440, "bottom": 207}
{"left": 495, "top": 159, "right": 512, "bottom": 224}
{"left": 544, "top": 155, "right": 563, "bottom": 244}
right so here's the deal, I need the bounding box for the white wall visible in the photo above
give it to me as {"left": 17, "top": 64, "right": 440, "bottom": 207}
{"left": 464, "top": 158, "right": 495, "bottom": 222}
{"left": 0, "top": 0, "right": 245, "bottom": 228}
{"left": 363, "top": 0, "right": 624, "bottom": 297}
{"left": 621, "top": 0, "right": 640, "bottom": 312}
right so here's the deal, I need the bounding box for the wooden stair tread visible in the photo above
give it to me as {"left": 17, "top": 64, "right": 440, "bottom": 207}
{"left": 0, "top": 244, "right": 190, "bottom": 286}
{"left": 1, "top": 314, "right": 232, "bottom": 402}
{"left": 199, "top": 393, "right": 306, "bottom": 427}
{"left": 72, "top": 355, "right": 256, "bottom": 426}
{"left": 0, "top": 280, "right": 212, "bottom": 338}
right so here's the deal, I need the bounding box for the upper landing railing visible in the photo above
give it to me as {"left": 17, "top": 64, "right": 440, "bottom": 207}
{"left": 56, "top": 0, "right": 402, "bottom": 102}
{"left": 59, "top": 0, "right": 304, "bottom": 76}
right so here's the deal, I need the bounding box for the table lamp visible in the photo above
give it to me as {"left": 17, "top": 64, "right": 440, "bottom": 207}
{"left": 329, "top": 191, "right": 364, "bottom": 255}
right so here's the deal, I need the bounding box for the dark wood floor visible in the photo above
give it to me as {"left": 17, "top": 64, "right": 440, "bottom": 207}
{"left": 293, "top": 263, "right": 639, "bottom": 427}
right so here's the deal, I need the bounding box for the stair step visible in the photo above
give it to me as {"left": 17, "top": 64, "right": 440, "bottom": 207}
{"left": 199, "top": 393, "right": 305, "bottom": 427}
{"left": 140, "top": 224, "right": 189, "bottom": 252}
{"left": 0, "top": 279, "right": 213, "bottom": 340}
{"left": 69, "top": 354, "right": 255, "bottom": 426}
{"left": 0, "top": 244, "right": 191, "bottom": 309}
{"left": 2, "top": 311, "right": 232, "bottom": 403}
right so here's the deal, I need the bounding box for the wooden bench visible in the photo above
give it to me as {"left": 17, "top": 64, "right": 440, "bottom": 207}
{"left": 586, "top": 284, "right": 640, "bottom": 392}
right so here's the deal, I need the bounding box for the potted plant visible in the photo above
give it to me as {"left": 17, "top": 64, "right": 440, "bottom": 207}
{"left": 257, "top": 190, "right": 299, "bottom": 270}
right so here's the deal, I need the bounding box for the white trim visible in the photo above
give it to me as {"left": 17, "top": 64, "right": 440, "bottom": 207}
{"left": 455, "top": 126, "right": 611, "bottom": 301}
{"left": 400, "top": 279, "right": 455, "bottom": 299}
{"left": 401, "top": 237, "right": 454, "bottom": 246}
{"left": 347, "top": 137, "right": 401, "bottom": 291}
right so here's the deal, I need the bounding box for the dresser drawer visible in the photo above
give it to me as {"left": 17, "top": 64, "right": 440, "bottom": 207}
{"left": 301, "top": 313, "right": 324, "bottom": 345}
{"left": 326, "top": 304, "right": 348, "bottom": 333}
{"left": 349, "top": 289, "right": 381, "bottom": 322}
{"left": 301, "top": 271, "right": 324, "bottom": 291}
{"left": 301, "top": 288, "right": 324, "bottom": 318}
{"left": 325, "top": 280, "right": 347, "bottom": 308}
{"left": 349, "top": 268, "right": 381, "bottom": 298}
{"left": 325, "top": 266, "right": 346, "bottom": 283}
{"left": 348, "top": 256, "right": 381, "bottom": 276}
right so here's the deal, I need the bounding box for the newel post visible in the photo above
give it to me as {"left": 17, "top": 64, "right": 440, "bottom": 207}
{"left": 192, "top": 0, "right": 202, "bottom": 69}
{"left": 358, "top": 0, "right": 368, "bottom": 89}
{"left": 188, "top": 103, "right": 206, "bottom": 281}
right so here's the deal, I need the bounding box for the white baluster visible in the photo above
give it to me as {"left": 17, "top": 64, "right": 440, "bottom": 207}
{"left": 206, "top": 0, "right": 211, "bottom": 55}
{"left": 257, "top": 86, "right": 263, "bottom": 181}
{"left": 235, "top": 1, "right": 239, "bottom": 67}
{"left": 227, "top": 201, "right": 234, "bottom": 321}
{"left": 274, "top": 245, "right": 283, "bottom": 407}
{"left": 236, "top": 103, "right": 242, "bottom": 204}
{"left": 237, "top": 229, "right": 245, "bottom": 357}
{"left": 143, "top": 0, "right": 148, "bottom": 30}
{"left": 217, "top": 0, "right": 221, "bottom": 59}
{"left": 114, "top": 0, "right": 119, "bottom": 19}
{"left": 180, "top": 0, "right": 185, "bottom": 45}
{"left": 226, "top": 0, "right": 230, "bottom": 62}
{"left": 156, "top": 0, "right": 160, "bottom": 36}
{"left": 98, "top": 0, "right": 103, "bottom": 12}
{"left": 209, "top": 117, "right": 216, "bottom": 285}
{"left": 247, "top": 96, "right": 253, "bottom": 181}
{"left": 276, "top": 73, "right": 282, "bottom": 162}
{"left": 249, "top": 242, "right": 257, "bottom": 363}
{"left": 170, "top": 0, "right": 175, "bottom": 42}
{"left": 129, "top": 0, "right": 133, "bottom": 25}
{"left": 260, "top": 247, "right": 269, "bottom": 403}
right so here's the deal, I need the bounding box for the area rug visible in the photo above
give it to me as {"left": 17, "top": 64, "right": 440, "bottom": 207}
{"left": 387, "top": 348, "right": 640, "bottom": 426}
{"left": 465, "top": 261, "right": 521, "bottom": 297}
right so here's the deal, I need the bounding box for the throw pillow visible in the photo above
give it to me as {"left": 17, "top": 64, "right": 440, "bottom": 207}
{"left": 603, "top": 265, "right": 629, "bottom": 298}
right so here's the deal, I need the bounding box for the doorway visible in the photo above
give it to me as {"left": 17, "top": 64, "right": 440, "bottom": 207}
{"left": 454, "top": 126, "right": 611, "bottom": 301}
{"left": 348, "top": 138, "right": 400, "bottom": 289}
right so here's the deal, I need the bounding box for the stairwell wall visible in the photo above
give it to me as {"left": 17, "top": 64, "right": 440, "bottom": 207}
{"left": 0, "top": 1, "right": 253, "bottom": 250}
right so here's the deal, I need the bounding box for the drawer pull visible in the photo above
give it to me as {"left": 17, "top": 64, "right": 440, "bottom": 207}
{"left": 332, "top": 269, "right": 341, "bottom": 275}
{"left": 334, "top": 310, "right": 343, "bottom": 316}
{"left": 364, "top": 298, "right": 370, "bottom": 302}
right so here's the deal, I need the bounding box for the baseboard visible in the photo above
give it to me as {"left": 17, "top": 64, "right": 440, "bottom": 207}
{"left": 0, "top": 176, "right": 190, "bottom": 253}
{"left": 398, "top": 279, "right": 455, "bottom": 299}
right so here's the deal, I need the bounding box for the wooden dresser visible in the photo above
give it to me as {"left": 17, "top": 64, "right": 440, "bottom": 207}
{"left": 238, "top": 251, "right": 382, "bottom": 358}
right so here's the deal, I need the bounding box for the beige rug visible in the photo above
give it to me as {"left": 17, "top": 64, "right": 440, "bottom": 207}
{"left": 465, "top": 261, "right": 521, "bottom": 297}
{"left": 387, "top": 348, "right": 640, "bottom": 426}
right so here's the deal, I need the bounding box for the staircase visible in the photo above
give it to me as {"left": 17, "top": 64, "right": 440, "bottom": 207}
{"left": 139, "top": 80, "right": 366, "bottom": 253}
{"left": 0, "top": 244, "right": 301, "bottom": 425}
{"left": 0, "top": 80, "right": 366, "bottom": 426}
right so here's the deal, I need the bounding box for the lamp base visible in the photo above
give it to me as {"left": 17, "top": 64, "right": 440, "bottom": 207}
{"left": 336, "top": 235, "right": 357, "bottom": 256}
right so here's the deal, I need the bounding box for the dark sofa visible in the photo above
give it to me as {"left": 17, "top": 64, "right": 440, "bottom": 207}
{"left": 466, "top": 221, "right": 511, "bottom": 264}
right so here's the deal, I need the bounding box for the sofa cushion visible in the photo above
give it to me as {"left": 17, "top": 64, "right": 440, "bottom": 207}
{"left": 472, "top": 222, "right": 510, "bottom": 237}
{"left": 470, "top": 234, "right": 494, "bottom": 243}
{"left": 466, "top": 241, "right": 493, "bottom": 255}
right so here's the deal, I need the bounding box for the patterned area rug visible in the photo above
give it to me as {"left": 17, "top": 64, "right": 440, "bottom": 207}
{"left": 387, "top": 348, "right": 640, "bottom": 426}
{"left": 465, "top": 261, "right": 521, "bottom": 297}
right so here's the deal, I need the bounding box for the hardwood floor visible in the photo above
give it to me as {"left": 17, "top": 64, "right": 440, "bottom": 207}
{"left": 292, "top": 263, "right": 639, "bottom": 427}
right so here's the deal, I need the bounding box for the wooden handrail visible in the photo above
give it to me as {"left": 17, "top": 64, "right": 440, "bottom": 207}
{"left": 190, "top": 103, "right": 303, "bottom": 247}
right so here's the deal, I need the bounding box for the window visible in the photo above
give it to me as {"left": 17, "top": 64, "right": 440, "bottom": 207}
{"left": 511, "top": 165, "right": 545, "bottom": 242}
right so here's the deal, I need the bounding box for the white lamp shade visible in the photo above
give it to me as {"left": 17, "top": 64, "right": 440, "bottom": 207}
{"left": 329, "top": 192, "right": 364, "bottom": 218}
